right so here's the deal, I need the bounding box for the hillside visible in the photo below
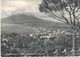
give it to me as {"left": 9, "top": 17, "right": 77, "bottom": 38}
{"left": 1, "top": 14, "right": 70, "bottom": 29}
{"left": 1, "top": 23, "right": 40, "bottom": 34}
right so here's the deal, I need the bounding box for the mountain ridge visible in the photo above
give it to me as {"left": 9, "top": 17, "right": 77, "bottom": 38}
{"left": 1, "top": 14, "right": 69, "bottom": 29}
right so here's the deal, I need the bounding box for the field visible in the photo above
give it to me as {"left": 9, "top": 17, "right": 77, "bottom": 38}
{"left": 1, "top": 23, "right": 40, "bottom": 34}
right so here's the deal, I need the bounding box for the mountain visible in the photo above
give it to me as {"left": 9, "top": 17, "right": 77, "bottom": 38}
{"left": 1, "top": 14, "right": 69, "bottom": 29}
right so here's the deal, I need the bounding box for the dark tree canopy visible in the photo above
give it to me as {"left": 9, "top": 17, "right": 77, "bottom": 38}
{"left": 39, "top": 0, "right": 80, "bottom": 32}
{"left": 39, "top": 0, "right": 80, "bottom": 11}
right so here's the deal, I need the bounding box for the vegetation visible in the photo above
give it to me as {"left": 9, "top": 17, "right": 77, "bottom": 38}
{"left": 39, "top": 0, "right": 80, "bottom": 56}
{"left": 1, "top": 32, "right": 80, "bottom": 56}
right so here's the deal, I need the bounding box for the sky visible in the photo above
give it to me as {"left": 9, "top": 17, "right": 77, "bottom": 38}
{"left": 1, "top": 0, "right": 59, "bottom": 22}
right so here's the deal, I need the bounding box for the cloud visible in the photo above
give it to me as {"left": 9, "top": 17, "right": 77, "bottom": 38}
{"left": 1, "top": 0, "right": 42, "bottom": 17}
{"left": 1, "top": 0, "right": 60, "bottom": 22}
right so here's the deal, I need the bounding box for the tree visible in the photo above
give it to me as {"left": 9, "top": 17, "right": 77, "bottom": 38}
{"left": 1, "top": 40, "right": 10, "bottom": 57}
{"left": 39, "top": 0, "right": 80, "bottom": 56}
{"left": 43, "top": 40, "right": 54, "bottom": 51}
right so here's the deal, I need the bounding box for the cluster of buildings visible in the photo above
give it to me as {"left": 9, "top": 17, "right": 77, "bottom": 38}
{"left": 29, "top": 28, "right": 72, "bottom": 40}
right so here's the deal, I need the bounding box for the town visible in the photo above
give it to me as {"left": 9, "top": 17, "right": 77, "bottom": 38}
{"left": 1, "top": 27, "right": 80, "bottom": 57}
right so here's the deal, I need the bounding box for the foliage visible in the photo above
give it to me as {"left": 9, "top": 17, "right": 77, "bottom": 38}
{"left": 1, "top": 32, "right": 80, "bottom": 56}
{"left": 39, "top": 0, "right": 80, "bottom": 32}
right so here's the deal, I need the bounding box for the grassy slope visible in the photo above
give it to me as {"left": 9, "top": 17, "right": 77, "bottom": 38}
{"left": 1, "top": 24, "right": 40, "bottom": 34}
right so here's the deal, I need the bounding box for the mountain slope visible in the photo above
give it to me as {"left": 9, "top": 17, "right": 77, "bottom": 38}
{"left": 1, "top": 23, "right": 40, "bottom": 33}
{"left": 1, "top": 14, "right": 69, "bottom": 29}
